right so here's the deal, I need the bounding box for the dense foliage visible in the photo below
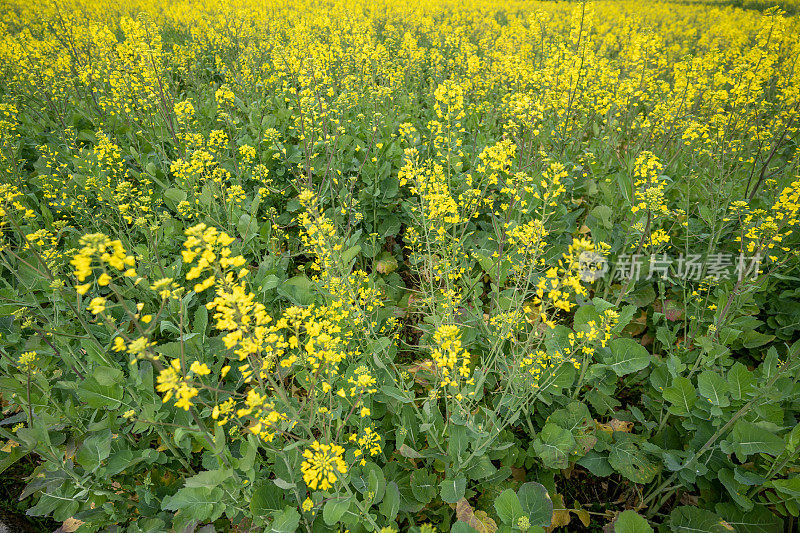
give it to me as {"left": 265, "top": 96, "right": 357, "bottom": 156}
{"left": 0, "top": 0, "right": 799, "bottom": 532}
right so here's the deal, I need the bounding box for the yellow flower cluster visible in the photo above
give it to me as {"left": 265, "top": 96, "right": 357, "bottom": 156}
{"left": 520, "top": 350, "right": 580, "bottom": 389}
{"left": 430, "top": 325, "right": 474, "bottom": 391}
{"left": 70, "top": 233, "right": 136, "bottom": 295}
{"left": 155, "top": 359, "right": 210, "bottom": 410}
{"left": 301, "top": 441, "right": 347, "bottom": 491}
{"left": 631, "top": 151, "right": 670, "bottom": 218}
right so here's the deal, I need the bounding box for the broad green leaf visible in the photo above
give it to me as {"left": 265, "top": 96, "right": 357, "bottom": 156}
{"left": 92, "top": 365, "right": 123, "bottom": 386}
{"left": 380, "top": 385, "right": 413, "bottom": 404}
{"left": 277, "top": 275, "right": 314, "bottom": 306}
{"left": 769, "top": 477, "right": 800, "bottom": 499}
{"left": 663, "top": 377, "right": 697, "bottom": 416}
{"left": 238, "top": 213, "right": 256, "bottom": 239}
{"left": 608, "top": 437, "right": 658, "bottom": 484}
{"left": 602, "top": 338, "right": 651, "bottom": 376}
{"left": 577, "top": 450, "right": 613, "bottom": 477}
{"left": 697, "top": 371, "right": 730, "bottom": 407}
{"left": 573, "top": 305, "right": 601, "bottom": 335}
{"left": 251, "top": 483, "right": 284, "bottom": 515}
{"left": 342, "top": 245, "right": 362, "bottom": 266}
{"left": 494, "top": 489, "right": 524, "bottom": 525}
{"left": 185, "top": 468, "right": 232, "bottom": 488}
{"left": 448, "top": 424, "right": 469, "bottom": 460}
{"left": 451, "top": 523, "right": 480, "bottom": 533}
{"left": 533, "top": 423, "right": 576, "bottom": 469}
{"left": 517, "top": 482, "right": 552, "bottom": 527}
{"left": 464, "top": 455, "right": 497, "bottom": 480}
{"left": 77, "top": 377, "right": 123, "bottom": 409}
{"left": 410, "top": 470, "right": 437, "bottom": 503}
{"left": 323, "top": 497, "right": 351, "bottom": 525}
{"left": 26, "top": 488, "right": 80, "bottom": 522}
{"left": 380, "top": 481, "right": 400, "bottom": 520}
{"left": 729, "top": 420, "right": 785, "bottom": 461}
{"left": 162, "top": 486, "right": 225, "bottom": 522}
{"left": 76, "top": 431, "right": 111, "bottom": 473}
{"left": 727, "top": 363, "right": 755, "bottom": 401}
{"left": 366, "top": 463, "right": 386, "bottom": 504}
{"left": 268, "top": 507, "right": 300, "bottom": 533}
{"left": 547, "top": 401, "right": 595, "bottom": 453}
{"left": 441, "top": 476, "right": 466, "bottom": 504}
{"left": 163, "top": 187, "right": 187, "bottom": 210}
{"left": 714, "top": 503, "right": 783, "bottom": 532}
{"left": 614, "top": 510, "right": 653, "bottom": 533}
{"left": 718, "top": 468, "right": 753, "bottom": 511}
{"left": 668, "top": 506, "right": 732, "bottom": 532}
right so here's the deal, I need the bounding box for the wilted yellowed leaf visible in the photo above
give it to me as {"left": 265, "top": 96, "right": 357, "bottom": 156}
{"left": 574, "top": 507, "right": 590, "bottom": 527}
{"left": 62, "top": 517, "right": 85, "bottom": 532}
{"left": 456, "top": 498, "right": 498, "bottom": 533}
{"left": 1, "top": 439, "right": 19, "bottom": 452}
{"left": 548, "top": 493, "right": 571, "bottom": 532}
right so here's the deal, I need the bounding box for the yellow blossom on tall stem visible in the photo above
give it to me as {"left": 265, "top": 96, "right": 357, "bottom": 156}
{"left": 301, "top": 441, "right": 347, "bottom": 491}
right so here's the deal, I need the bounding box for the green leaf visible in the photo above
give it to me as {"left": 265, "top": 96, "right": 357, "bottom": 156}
{"left": 664, "top": 376, "right": 697, "bottom": 416}
{"left": 727, "top": 363, "right": 755, "bottom": 401}
{"left": 238, "top": 213, "right": 257, "bottom": 239}
{"left": 268, "top": 507, "right": 300, "bottom": 533}
{"left": 573, "top": 305, "right": 601, "bottom": 334}
{"left": 277, "top": 275, "right": 314, "bottom": 306}
{"left": 608, "top": 437, "right": 658, "bottom": 484}
{"left": 366, "top": 462, "right": 386, "bottom": 504}
{"left": 448, "top": 424, "right": 469, "bottom": 460}
{"left": 518, "top": 482, "right": 552, "bottom": 527}
{"left": 410, "top": 469, "right": 437, "bottom": 503}
{"left": 533, "top": 423, "right": 576, "bottom": 469}
{"left": 729, "top": 420, "right": 785, "bottom": 462}
{"left": 380, "top": 385, "right": 413, "bottom": 404}
{"left": 379, "top": 481, "right": 400, "bottom": 520}
{"left": 740, "top": 331, "right": 774, "bottom": 349}
{"left": 494, "top": 488, "right": 524, "bottom": 525}
{"left": 614, "top": 510, "right": 653, "bottom": 533}
{"left": 92, "top": 366, "right": 123, "bottom": 386}
{"left": 75, "top": 431, "right": 111, "bottom": 473}
{"left": 718, "top": 468, "right": 753, "bottom": 511}
{"left": 602, "top": 338, "right": 651, "bottom": 376}
{"left": 577, "top": 450, "right": 613, "bottom": 477}
{"left": 77, "top": 377, "right": 123, "bottom": 409}
{"left": 164, "top": 187, "right": 187, "bottom": 210}
{"left": 251, "top": 483, "right": 284, "bottom": 515}
{"left": 185, "top": 468, "right": 232, "bottom": 488}
{"left": 323, "top": 497, "right": 351, "bottom": 526}
{"left": 547, "top": 401, "right": 595, "bottom": 454}
{"left": 769, "top": 477, "right": 800, "bottom": 499}
{"left": 451, "top": 523, "right": 479, "bottom": 533}
{"left": 668, "top": 506, "right": 733, "bottom": 532}
{"left": 591, "top": 205, "right": 613, "bottom": 228}
{"left": 441, "top": 476, "right": 467, "bottom": 504}
{"left": 464, "top": 455, "right": 497, "bottom": 480}
{"left": 162, "top": 486, "right": 225, "bottom": 522}
{"left": 26, "top": 488, "right": 80, "bottom": 522}
{"left": 342, "top": 245, "right": 362, "bottom": 267}
{"left": 697, "top": 371, "right": 730, "bottom": 407}
{"left": 624, "top": 284, "right": 655, "bottom": 308}
{"left": 714, "top": 502, "right": 783, "bottom": 532}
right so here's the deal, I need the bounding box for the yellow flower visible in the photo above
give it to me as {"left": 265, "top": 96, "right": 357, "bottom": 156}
{"left": 302, "top": 498, "right": 314, "bottom": 512}
{"left": 18, "top": 351, "right": 37, "bottom": 372}
{"left": 88, "top": 297, "right": 107, "bottom": 315}
{"left": 301, "top": 441, "right": 347, "bottom": 491}
{"left": 190, "top": 361, "right": 211, "bottom": 376}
